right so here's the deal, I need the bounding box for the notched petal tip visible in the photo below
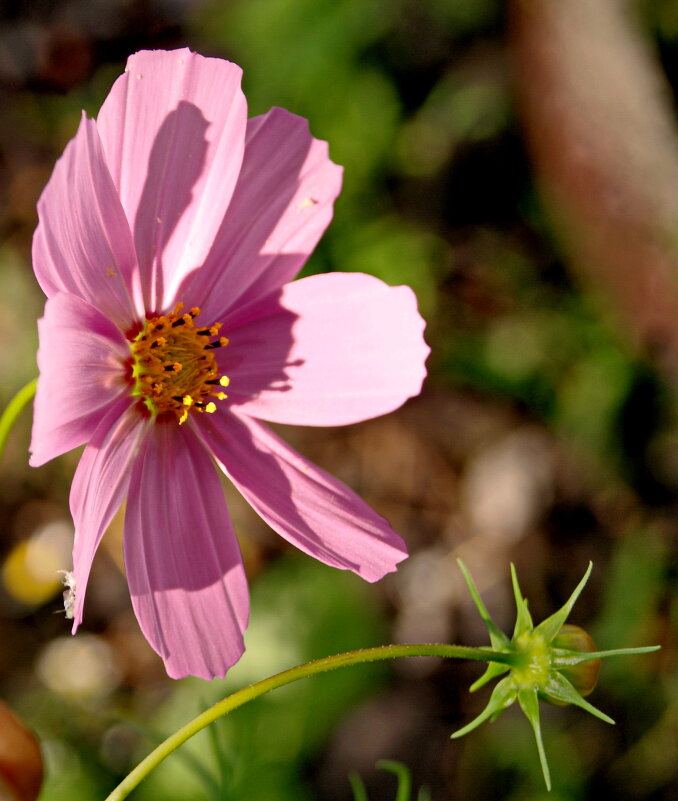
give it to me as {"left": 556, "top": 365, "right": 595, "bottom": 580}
{"left": 230, "top": 273, "right": 430, "bottom": 427}
{"left": 360, "top": 539, "right": 408, "bottom": 583}
{"left": 27, "top": 450, "right": 48, "bottom": 469}
{"left": 164, "top": 635, "right": 246, "bottom": 681}
{"left": 118, "top": 47, "right": 244, "bottom": 108}
{"left": 197, "top": 411, "right": 409, "bottom": 585}
{"left": 99, "top": 46, "right": 248, "bottom": 314}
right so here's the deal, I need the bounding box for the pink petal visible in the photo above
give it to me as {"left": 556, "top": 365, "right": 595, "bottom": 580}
{"left": 222, "top": 272, "right": 429, "bottom": 426}
{"left": 124, "top": 422, "right": 249, "bottom": 679}
{"left": 32, "top": 114, "right": 141, "bottom": 327}
{"left": 196, "top": 411, "right": 408, "bottom": 582}
{"left": 96, "top": 49, "right": 247, "bottom": 312}
{"left": 29, "top": 293, "right": 131, "bottom": 467}
{"left": 70, "top": 404, "right": 149, "bottom": 630}
{"left": 179, "top": 107, "right": 343, "bottom": 320}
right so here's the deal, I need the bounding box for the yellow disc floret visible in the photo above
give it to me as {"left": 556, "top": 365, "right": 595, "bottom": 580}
{"left": 129, "top": 303, "right": 230, "bottom": 424}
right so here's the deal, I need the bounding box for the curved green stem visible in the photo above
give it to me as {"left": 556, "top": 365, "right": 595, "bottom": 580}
{"left": 0, "top": 378, "right": 37, "bottom": 464}
{"left": 104, "top": 643, "right": 514, "bottom": 801}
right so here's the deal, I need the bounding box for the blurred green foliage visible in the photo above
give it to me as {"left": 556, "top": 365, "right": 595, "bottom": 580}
{"left": 28, "top": 557, "right": 388, "bottom": 800}
{"left": 350, "top": 760, "right": 431, "bottom": 801}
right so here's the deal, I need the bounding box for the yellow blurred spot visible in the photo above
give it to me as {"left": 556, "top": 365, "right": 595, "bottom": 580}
{"left": 2, "top": 521, "right": 72, "bottom": 607}
{"left": 3, "top": 542, "right": 60, "bottom": 605}
{"left": 37, "top": 635, "right": 121, "bottom": 697}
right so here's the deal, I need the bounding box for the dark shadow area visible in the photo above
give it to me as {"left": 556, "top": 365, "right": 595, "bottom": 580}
{"left": 133, "top": 100, "right": 209, "bottom": 311}
{"left": 216, "top": 283, "right": 301, "bottom": 407}
{"left": 175, "top": 107, "right": 317, "bottom": 321}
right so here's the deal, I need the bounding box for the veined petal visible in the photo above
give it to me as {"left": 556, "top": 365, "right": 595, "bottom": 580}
{"left": 32, "top": 114, "right": 141, "bottom": 326}
{"left": 70, "top": 403, "right": 148, "bottom": 630}
{"left": 223, "top": 272, "right": 429, "bottom": 426}
{"left": 196, "top": 412, "right": 408, "bottom": 582}
{"left": 181, "top": 107, "right": 343, "bottom": 320}
{"left": 124, "top": 422, "right": 249, "bottom": 679}
{"left": 96, "top": 48, "right": 247, "bottom": 312}
{"left": 29, "top": 293, "right": 130, "bottom": 467}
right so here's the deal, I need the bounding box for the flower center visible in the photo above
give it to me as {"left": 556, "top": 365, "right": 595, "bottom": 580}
{"left": 129, "top": 303, "right": 230, "bottom": 424}
{"left": 511, "top": 632, "right": 550, "bottom": 690}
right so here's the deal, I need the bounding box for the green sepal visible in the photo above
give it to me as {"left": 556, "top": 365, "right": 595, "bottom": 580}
{"left": 517, "top": 687, "right": 551, "bottom": 791}
{"left": 551, "top": 645, "right": 660, "bottom": 667}
{"left": 457, "top": 559, "right": 510, "bottom": 649}
{"left": 469, "top": 661, "right": 510, "bottom": 693}
{"left": 542, "top": 672, "right": 614, "bottom": 724}
{"left": 534, "top": 562, "right": 592, "bottom": 643}
{"left": 451, "top": 676, "right": 516, "bottom": 739}
{"left": 510, "top": 564, "right": 533, "bottom": 638}
{"left": 451, "top": 560, "right": 658, "bottom": 791}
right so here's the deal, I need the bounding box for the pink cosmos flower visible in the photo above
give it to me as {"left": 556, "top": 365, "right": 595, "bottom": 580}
{"left": 29, "top": 48, "right": 428, "bottom": 679}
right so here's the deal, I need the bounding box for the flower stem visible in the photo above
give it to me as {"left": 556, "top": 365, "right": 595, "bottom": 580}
{"left": 104, "top": 644, "right": 514, "bottom": 801}
{"left": 0, "top": 378, "right": 37, "bottom": 464}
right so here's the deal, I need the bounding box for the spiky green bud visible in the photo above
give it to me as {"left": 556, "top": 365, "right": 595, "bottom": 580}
{"left": 451, "top": 561, "right": 659, "bottom": 790}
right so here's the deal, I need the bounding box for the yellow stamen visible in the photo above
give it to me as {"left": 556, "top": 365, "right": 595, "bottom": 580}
{"left": 129, "top": 304, "right": 230, "bottom": 423}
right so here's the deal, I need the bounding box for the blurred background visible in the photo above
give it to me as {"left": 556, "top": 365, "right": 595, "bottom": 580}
{"left": 0, "top": 0, "right": 675, "bottom": 799}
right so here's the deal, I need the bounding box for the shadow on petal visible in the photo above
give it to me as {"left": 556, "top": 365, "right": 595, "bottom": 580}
{"left": 174, "top": 109, "right": 323, "bottom": 320}
{"left": 217, "top": 286, "right": 301, "bottom": 409}
{"left": 134, "top": 101, "right": 209, "bottom": 311}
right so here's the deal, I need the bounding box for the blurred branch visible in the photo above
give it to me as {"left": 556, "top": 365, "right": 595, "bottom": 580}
{"left": 0, "top": 378, "right": 36, "bottom": 465}
{"left": 104, "top": 644, "right": 515, "bottom": 801}
{"left": 510, "top": 0, "right": 678, "bottom": 386}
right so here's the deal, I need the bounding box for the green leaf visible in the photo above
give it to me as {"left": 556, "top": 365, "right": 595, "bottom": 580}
{"left": 535, "top": 562, "right": 593, "bottom": 643}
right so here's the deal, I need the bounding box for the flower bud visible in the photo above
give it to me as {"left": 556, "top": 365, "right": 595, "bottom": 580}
{"left": 454, "top": 560, "right": 659, "bottom": 790}
{"left": 552, "top": 623, "right": 602, "bottom": 698}
{"left": 0, "top": 701, "right": 43, "bottom": 801}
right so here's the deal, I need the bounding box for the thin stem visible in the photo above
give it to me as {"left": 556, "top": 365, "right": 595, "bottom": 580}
{"left": 0, "top": 378, "right": 37, "bottom": 464}
{"left": 104, "top": 644, "right": 514, "bottom": 801}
